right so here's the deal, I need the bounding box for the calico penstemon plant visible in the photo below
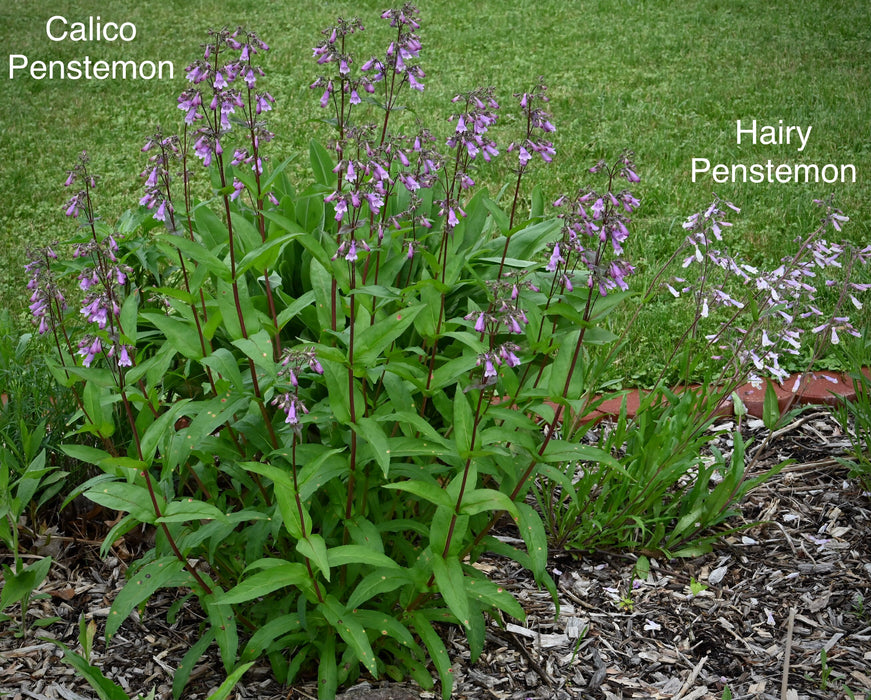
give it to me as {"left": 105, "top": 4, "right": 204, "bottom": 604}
{"left": 25, "top": 9, "right": 613, "bottom": 698}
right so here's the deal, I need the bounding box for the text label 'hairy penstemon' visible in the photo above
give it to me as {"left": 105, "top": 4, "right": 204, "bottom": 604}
{"left": 692, "top": 119, "right": 857, "bottom": 184}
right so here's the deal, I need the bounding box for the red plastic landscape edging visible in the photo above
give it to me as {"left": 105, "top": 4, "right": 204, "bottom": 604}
{"left": 577, "top": 368, "right": 871, "bottom": 425}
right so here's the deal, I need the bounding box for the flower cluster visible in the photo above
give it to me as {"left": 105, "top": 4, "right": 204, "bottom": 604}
{"left": 62, "top": 151, "right": 98, "bottom": 221}
{"left": 507, "top": 79, "right": 556, "bottom": 168}
{"left": 273, "top": 348, "right": 324, "bottom": 431}
{"left": 673, "top": 195, "right": 871, "bottom": 385}
{"left": 310, "top": 17, "right": 369, "bottom": 109}
{"left": 25, "top": 246, "right": 64, "bottom": 335}
{"left": 73, "top": 236, "right": 134, "bottom": 368}
{"left": 180, "top": 27, "right": 274, "bottom": 171}
{"left": 363, "top": 5, "right": 425, "bottom": 92}
{"left": 140, "top": 130, "right": 181, "bottom": 224}
{"left": 549, "top": 153, "right": 640, "bottom": 295}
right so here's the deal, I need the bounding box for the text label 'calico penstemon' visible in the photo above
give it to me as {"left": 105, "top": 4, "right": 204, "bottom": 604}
{"left": 8, "top": 16, "right": 174, "bottom": 81}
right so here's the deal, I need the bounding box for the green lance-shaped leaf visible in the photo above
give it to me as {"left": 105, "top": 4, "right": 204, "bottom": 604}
{"left": 232, "top": 329, "right": 278, "bottom": 379}
{"left": 240, "top": 614, "right": 303, "bottom": 663}
{"left": 326, "top": 544, "right": 400, "bottom": 570}
{"left": 410, "top": 611, "right": 454, "bottom": 700}
{"left": 221, "top": 562, "right": 310, "bottom": 605}
{"left": 156, "top": 233, "right": 231, "bottom": 282}
{"left": 0, "top": 557, "right": 51, "bottom": 610}
{"left": 354, "top": 303, "right": 426, "bottom": 368}
{"left": 297, "top": 533, "right": 330, "bottom": 582}
{"left": 353, "top": 417, "right": 390, "bottom": 477}
{"left": 106, "top": 556, "right": 188, "bottom": 640}
{"left": 204, "top": 594, "right": 239, "bottom": 673}
{"left": 173, "top": 628, "right": 216, "bottom": 700}
{"left": 464, "top": 575, "right": 526, "bottom": 622}
{"left": 351, "top": 608, "right": 418, "bottom": 652}
{"left": 762, "top": 380, "right": 781, "bottom": 431}
{"left": 383, "top": 480, "right": 454, "bottom": 509}
{"left": 45, "top": 638, "right": 129, "bottom": 700}
{"left": 347, "top": 567, "right": 414, "bottom": 610}
{"left": 459, "top": 487, "right": 520, "bottom": 518}
{"left": 482, "top": 196, "right": 510, "bottom": 235}
{"left": 235, "top": 230, "right": 301, "bottom": 279}
{"left": 205, "top": 661, "right": 255, "bottom": 700}
{"left": 452, "top": 385, "right": 475, "bottom": 456}
{"left": 319, "top": 595, "right": 379, "bottom": 677}
{"left": 310, "top": 139, "right": 337, "bottom": 188}
{"left": 514, "top": 501, "right": 549, "bottom": 581}
{"left": 317, "top": 632, "right": 338, "bottom": 700}
{"left": 215, "top": 278, "right": 261, "bottom": 341}
{"left": 157, "top": 498, "right": 229, "bottom": 524}
{"left": 140, "top": 312, "right": 205, "bottom": 360}
{"left": 119, "top": 288, "right": 139, "bottom": 345}
{"left": 431, "top": 551, "right": 471, "bottom": 630}
{"left": 200, "top": 348, "right": 245, "bottom": 391}
{"left": 85, "top": 482, "right": 163, "bottom": 524}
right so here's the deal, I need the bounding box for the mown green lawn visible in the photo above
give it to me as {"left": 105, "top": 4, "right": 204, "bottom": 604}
{"left": 1, "top": 0, "right": 868, "bottom": 381}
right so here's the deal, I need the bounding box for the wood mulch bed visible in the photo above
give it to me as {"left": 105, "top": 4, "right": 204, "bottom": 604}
{"left": 2, "top": 409, "right": 869, "bottom": 700}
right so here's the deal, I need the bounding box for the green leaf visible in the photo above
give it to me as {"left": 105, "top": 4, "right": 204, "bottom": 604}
{"left": 464, "top": 575, "right": 525, "bottom": 621}
{"left": 354, "top": 417, "right": 390, "bottom": 477}
{"left": 240, "top": 613, "right": 302, "bottom": 662}
{"left": 173, "top": 628, "right": 216, "bottom": 700}
{"left": 200, "top": 348, "right": 245, "bottom": 390}
{"left": 157, "top": 232, "right": 231, "bottom": 281}
{"left": 276, "top": 290, "right": 316, "bottom": 329}
{"left": 45, "top": 639, "right": 129, "bottom": 700}
{"left": 514, "top": 502, "right": 548, "bottom": 580}
{"left": 310, "top": 139, "right": 337, "bottom": 189}
{"left": 347, "top": 568, "right": 414, "bottom": 610}
{"left": 216, "top": 278, "right": 261, "bottom": 341}
{"left": 157, "top": 498, "right": 230, "bottom": 524}
{"left": 352, "top": 608, "right": 418, "bottom": 651}
{"left": 383, "top": 480, "right": 453, "bottom": 509}
{"left": 762, "top": 380, "right": 781, "bottom": 431}
{"left": 204, "top": 595, "right": 238, "bottom": 673}
{"left": 482, "top": 197, "right": 510, "bottom": 234}
{"left": 85, "top": 482, "right": 163, "bottom": 524}
{"left": 541, "top": 440, "right": 618, "bottom": 468}
{"left": 410, "top": 612, "right": 454, "bottom": 700}
{"left": 106, "top": 557, "right": 188, "bottom": 640}
{"left": 297, "top": 534, "right": 330, "bottom": 582}
{"left": 119, "top": 288, "right": 139, "bottom": 345}
{"left": 354, "top": 303, "right": 425, "bottom": 368}
{"left": 205, "top": 661, "right": 255, "bottom": 700}
{"left": 232, "top": 329, "right": 277, "bottom": 378}
{"left": 235, "top": 231, "right": 301, "bottom": 278}
{"left": 140, "top": 312, "right": 204, "bottom": 359}
{"left": 459, "top": 487, "right": 519, "bottom": 518}
{"left": 453, "top": 386, "right": 474, "bottom": 455}
{"left": 431, "top": 552, "right": 471, "bottom": 630}
{"left": 60, "top": 444, "right": 113, "bottom": 467}
{"left": 317, "top": 632, "right": 338, "bottom": 700}
{"left": 0, "top": 558, "right": 51, "bottom": 610}
{"left": 326, "top": 545, "right": 400, "bottom": 570}
{"left": 320, "top": 596, "right": 378, "bottom": 677}
{"left": 221, "top": 562, "right": 309, "bottom": 604}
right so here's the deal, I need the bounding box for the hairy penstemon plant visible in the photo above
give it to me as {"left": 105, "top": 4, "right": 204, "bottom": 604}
{"left": 535, "top": 194, "right": 870, "bottom": 557}
{"left": 25, "top": 9, "right": 869, "bottom": 700}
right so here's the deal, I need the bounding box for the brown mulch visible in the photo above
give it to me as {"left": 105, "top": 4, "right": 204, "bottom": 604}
{"left": 1, "top": 409, "right": 870, "bottom": 700}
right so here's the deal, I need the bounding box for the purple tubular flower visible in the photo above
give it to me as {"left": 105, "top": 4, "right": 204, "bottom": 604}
{"left": 546, "top": 242, "right": 564, "bottom": 272}
{"left": 475, "top": 312, "right": 486, "bottom": 333}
